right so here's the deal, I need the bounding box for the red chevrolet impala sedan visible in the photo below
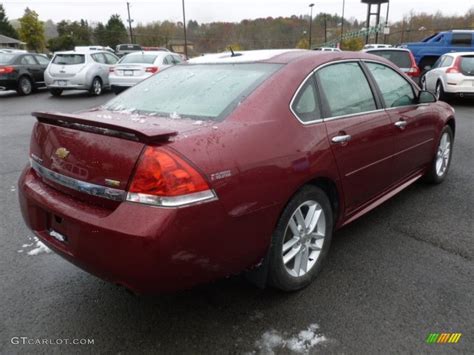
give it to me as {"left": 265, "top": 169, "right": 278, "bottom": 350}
{"left": 18, "top": 50, "right": 455, "bottom": 293}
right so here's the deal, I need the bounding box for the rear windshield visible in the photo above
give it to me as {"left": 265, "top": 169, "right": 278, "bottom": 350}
{"left": 119, "top": 54, "right": 158, "bottom": 64}
{"left": 119, "top": 45, "right": 141, "bottom": 51}
{"left": 0, "top": 53, "right": 15, "bottom": 64}
{"left": 52, "top": 54, "right": 85, "bottom": 65}
{"left": 104, "top": 63, "right": 281, "bottom": 120}
{"left": 460, "top": 56, "right": 474, "bottom": 75}
{"left": 369, "top": 50, "right": 412, "bottom": 68}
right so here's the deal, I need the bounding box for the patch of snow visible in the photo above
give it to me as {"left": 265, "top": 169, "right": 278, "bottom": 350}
{"left": 253, "top": 324, "right": 327, "bottom": 354}
{"left": 18, "top": 236, "right": 51, "bottom": 256}
{"left": 10, "top": 186, "right": 16, "bottom": 192}
{"left": 193, "top": 120, "right": 203, "bottom": 125}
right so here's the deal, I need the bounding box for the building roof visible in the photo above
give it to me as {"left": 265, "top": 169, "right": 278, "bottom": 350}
{"left": 0, "top": 34, "right": 25, "bottom": 45}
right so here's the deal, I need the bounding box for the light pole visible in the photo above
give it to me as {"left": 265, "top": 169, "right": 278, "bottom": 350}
{"left": 126, "top": 2, "right": 134, "bottom": 43}
{"left": 308, "top": 3, "right": 314, "bottom": 49}
{"left": 182, "top": 0, "right": 188, "bottom": 58}
{"left": 340, "top": 0, "right": 345, "bottom": 45}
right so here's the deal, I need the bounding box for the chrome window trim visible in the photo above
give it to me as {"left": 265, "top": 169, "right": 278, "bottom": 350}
{"left": 289, "top": 59, "right": 383, "bottom": 126}
{"left": 30, "top": 158, "right": 217, "bottom": 208}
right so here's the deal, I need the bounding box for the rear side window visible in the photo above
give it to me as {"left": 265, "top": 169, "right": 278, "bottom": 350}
{"left": 460, "top": 56, "right": 474, "bottom": 76}
{"left": 52, "top": 54, "right": 85, "bottom": 65}
{"left": 366, "top": 62, "right": 415, "bottom": 108}
{"left": 91, "top": 53, "right": 107, "bottom": 64}
{"left": 452, "top": 33, "right": 472, "bottom": 47}
{"left": 292, "top": 77, "right": 321, "bottom": 122}
{"left": 317, "top": 62, "right": 376, "bottom": 117}
{"left": 368, "top": 50, "right": 411, "bottom": 68}
{"left": 20, "top": 55, "right": 37, "bottom": 65}
{"left": 104, "top": 63, "right": 282, "bottom": 120}
{"left": 120, "top": 54, "right": 157, "bottom": 64}
{"left": 104, "top": 53, "right": 118, "bottom": 64}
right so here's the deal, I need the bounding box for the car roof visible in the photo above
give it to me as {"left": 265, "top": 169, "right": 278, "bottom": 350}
{"left": 123, "top": 51, "right": 173, "bottom": 56}
{"left": 53, "top": 50, "right": 107, "bottom": 55}
{"left": 364, "top": 48, "right": 410, "bottom": 53}
{"left": 188, "top": 49, "right": 307, "bottom": 64}
{"left": 445, "top": 51, "right": 474, "bottom": 57}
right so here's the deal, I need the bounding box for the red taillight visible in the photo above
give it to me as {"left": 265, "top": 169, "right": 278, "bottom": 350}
{"left": 145, "top": 66, "right": 159, "bottom": 73}
{"left": 407, "top": 52, "right": 420, "bottom": 77}
{"left": 129, "top": 147, "right": 210, "bottom": 197}
{"left": 0, "top": 66, "right": 14, "bottom": 74}
{"left": 446, "top": 56, "right": 462, "bottom": 74}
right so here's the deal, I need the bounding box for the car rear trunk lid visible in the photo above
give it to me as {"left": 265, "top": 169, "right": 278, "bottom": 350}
{"left": 29, "top": 110, "right": 205, "bottom": 205}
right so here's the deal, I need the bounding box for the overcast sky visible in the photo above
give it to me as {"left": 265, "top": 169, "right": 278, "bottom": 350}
{"left": 3, "top": 0, "right": 473, "bottom": 25}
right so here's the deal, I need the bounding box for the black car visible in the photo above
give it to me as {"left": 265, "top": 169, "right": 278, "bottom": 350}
{"left": 0, "top": 52, "right": 50, "bottom": 95}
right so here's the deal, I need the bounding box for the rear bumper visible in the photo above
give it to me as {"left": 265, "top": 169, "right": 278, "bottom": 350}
{"left": 445, "top": 76, "right": 474, "bottom": 95}
{"left": 0, "top": 79, "right": 17, "bottom": 90}
{"left": 18, "top": 167, "right": 271, "bottom": 293}
{"left": 109, "top": 75, "right": 148, "bottom": 88}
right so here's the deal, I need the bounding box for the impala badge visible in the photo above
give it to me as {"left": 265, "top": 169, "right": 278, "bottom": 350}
{"left": 55, "top": 147, "right": 70, "bottom": 159}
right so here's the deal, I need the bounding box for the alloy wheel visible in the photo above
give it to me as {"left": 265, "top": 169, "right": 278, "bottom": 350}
{"left": 436, "top": 132, "right": 451, "bottom": 177}
{"left": 282, "top": 200, "right": 326, "bottom": 277}
{"left": 20, "top": 77, "right": 32, "bottom": 95}
{"left": 93, "top": 78, "right": 102, "bottom": 95}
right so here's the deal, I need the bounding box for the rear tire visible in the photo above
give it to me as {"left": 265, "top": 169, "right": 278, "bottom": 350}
{"left": 49, "top": 88, "right": 63, "bottom": 97}
{"left": 268, "top": 186, "right": 333, "bottom": 291}
{"left": 89, "top": 77, "right": 103, "bottom": 96}
{"left": 424, "top": 126, "right": 453, "bottom": 184}
{"left": 17, "top": 76, "right": 33, "bottom": 96}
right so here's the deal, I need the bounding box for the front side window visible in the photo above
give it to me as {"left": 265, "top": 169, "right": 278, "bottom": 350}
{"left": 104, "top": 53, "right": 118, "bottom": 64}
{"left": 292, "top": 76, "right": 320, "bottom": 122}
{"left": 35, "top": 55, "right": 50, "bottom": 65}
{"left": 366, "top": 62, "right": 415, "bottom": 108}
{"left": 317, "top": 62, "right": 376, "bottom": 117}
{"left": 104, "top": 63, "right": 281, "bottom": 120}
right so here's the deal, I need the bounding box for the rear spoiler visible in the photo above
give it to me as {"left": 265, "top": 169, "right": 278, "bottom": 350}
{"left": 33, "top": 111, "right": 178, "bottom": 144}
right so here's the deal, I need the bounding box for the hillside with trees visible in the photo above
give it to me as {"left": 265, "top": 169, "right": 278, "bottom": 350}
{"left": 1, "top": 4, "right": 472, "bottom": 54}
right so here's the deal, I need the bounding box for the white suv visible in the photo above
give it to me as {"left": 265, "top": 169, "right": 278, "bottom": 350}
{"left": 422, "top": 52, "right": 474, "bottom": 101}
{"left": 45, "top": 50, "right": 119, "bottom": 96}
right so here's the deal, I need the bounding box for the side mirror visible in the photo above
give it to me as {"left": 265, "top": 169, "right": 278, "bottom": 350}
{"left": 423, "top": 65, "right": 432, "bottom": 71}
{"left": 418, "top": 90, "right": 436, "bottom": 103}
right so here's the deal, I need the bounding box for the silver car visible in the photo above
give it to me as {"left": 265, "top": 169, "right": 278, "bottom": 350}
{"left": 45, "top": 50, "right": 119, "bottom": 96}
{"left": 421, "top": 52, "right": 474, "bottom": 101}
{"left": 109, "top": 51, "right": 184, "bottom": 94}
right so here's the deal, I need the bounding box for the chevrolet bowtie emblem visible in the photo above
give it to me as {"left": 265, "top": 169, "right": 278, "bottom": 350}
{"left": 55, "top": 147, "right": 70, "bottom": 159}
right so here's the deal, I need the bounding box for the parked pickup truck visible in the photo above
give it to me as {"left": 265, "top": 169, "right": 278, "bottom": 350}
{"left": 401, "top": 30, "right": 474, "bottom": 71}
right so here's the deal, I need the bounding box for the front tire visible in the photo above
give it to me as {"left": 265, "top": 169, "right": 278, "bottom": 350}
{"left": 17, "top": 76, "right": 33, "bottom": 96}
{"left": 435, "top": 81, "right": 448, "bottom": 102}
{"left": 268, "top": 186, "right": 333, "bottom": 291}
{"left": 424, "top": 126, "right": 453, "bottom": 184}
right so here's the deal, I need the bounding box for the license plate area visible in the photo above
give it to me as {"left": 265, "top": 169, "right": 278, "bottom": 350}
{"left": 48, "top": 214, "right": 68, "bottom": 243}
{"left": 57, "top": 80, "right": 67, "bottom": 86}
{"left": 124, "top": 70, "right": 133, "bottom": 76}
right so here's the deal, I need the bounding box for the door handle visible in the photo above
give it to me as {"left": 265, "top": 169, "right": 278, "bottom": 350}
{"left": 394, "top": 120, "right": 407, "bottom": 129}
{"left": 331, "top": 134, "right": 352, "bottom": 144}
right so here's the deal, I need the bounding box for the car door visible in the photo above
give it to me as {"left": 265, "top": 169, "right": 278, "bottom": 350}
{"left": 364, "top": 61, "right": 437, "bottom": 182}
{"left": 425, "top": 55, "right": 453, "bottom": 92}
{"left": 91, "top": 53, "right": 109, "bottom": 85}
{"left": 317, "top": 61, "right": 396, "bottom": 212}
{"left": 33, "top": 55, "right": 50, "bottom": 83}
{"left": 20, "top": 55, "right": 42, "bottom": 82}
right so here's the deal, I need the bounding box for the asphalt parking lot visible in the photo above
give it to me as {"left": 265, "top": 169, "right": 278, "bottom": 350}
{"left": 0, "top": 89, "right": 473, "bottom": 354}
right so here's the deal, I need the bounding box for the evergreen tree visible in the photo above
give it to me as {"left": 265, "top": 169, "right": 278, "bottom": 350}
{"left": 0, "top": 4, "right": 18, "bottom": 39}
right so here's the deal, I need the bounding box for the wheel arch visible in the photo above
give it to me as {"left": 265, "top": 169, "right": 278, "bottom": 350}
{"left": 446, "top": 117, "right": 455, "bottom": 137}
